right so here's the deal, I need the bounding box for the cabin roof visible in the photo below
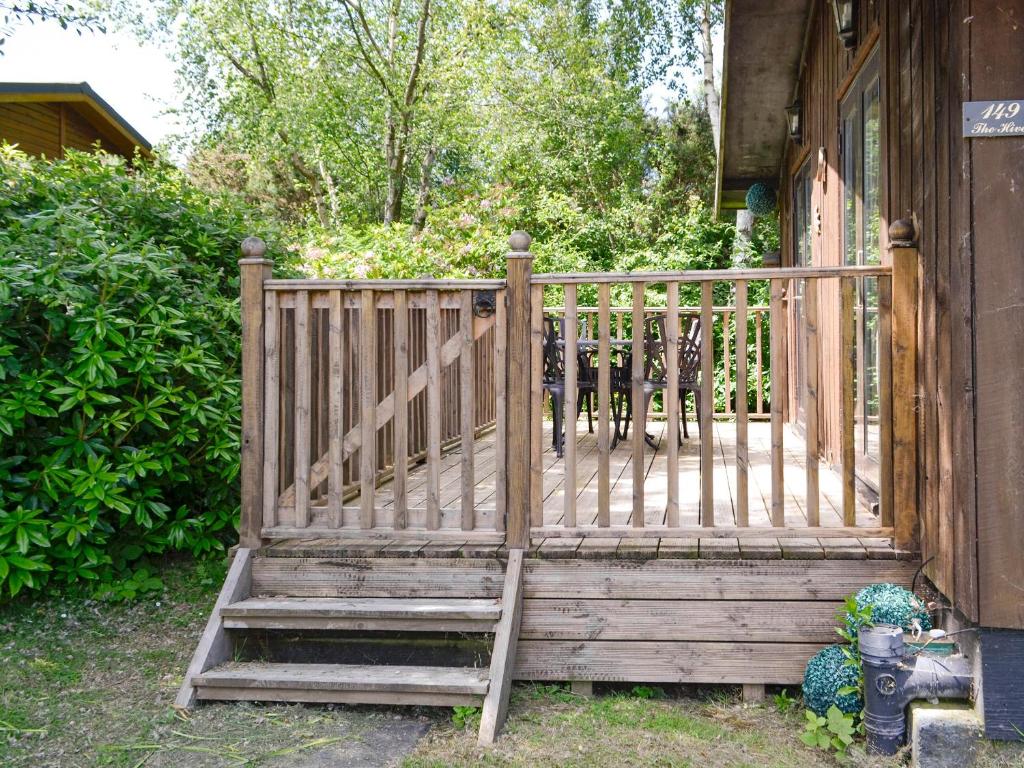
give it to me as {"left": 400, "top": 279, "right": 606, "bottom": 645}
{"left": 0, "top": 81, "right": 153, "bottom": 159}
{"left": 716, "top": 0, "right": 811, "bottom": 213}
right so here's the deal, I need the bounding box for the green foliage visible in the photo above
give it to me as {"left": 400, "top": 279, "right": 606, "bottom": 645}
{"left": 802, "top": 644, "right": 862, "bottom": 717}
{"left": 92, "top": 566, "right": 164, "bottom": 602}
{"left": 845, "top": 582, "right": 931, "bottom": 639}
{"left": 773, "top": 689, "right": 798, "bottom": 714}
{"left": 0, "top": 146, "right": 268, "bottom": 598}
{"left": 800, "top": 705, "right": 857, "bottom": 757}
{"left": 451, "top": 705, "right": 480, "bottom": 730}
{"left": 745, "top": 183, "right": 778, "bottom": 217}
{"left": 629, "top": 685, "right": 664, "bottom": 700}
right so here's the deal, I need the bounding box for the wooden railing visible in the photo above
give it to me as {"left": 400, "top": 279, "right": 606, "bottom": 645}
{"left": 527, "top": 264, "right": 896, "bottom": 540}
{"left": 543, "top": 304, "right": 772, "bottom": 418}
{"left": 237, "top": 261, "right": 508, "bottom": 539}
{"left": 237, "top": 228, "right": 920, "bottom": 550}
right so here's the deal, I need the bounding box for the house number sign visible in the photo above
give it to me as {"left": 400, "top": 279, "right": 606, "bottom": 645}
{"left": 963, "top": 100, "right": 1024, "bottom": 137}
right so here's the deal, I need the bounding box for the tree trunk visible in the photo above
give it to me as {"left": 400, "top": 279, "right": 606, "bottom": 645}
{"left": 411, "top": 145, "right": 437, "bottom": 234}
{"left": 733, "top": 208, "right": 755, "bottom": 268}
{"left": 701, "top": 1, "right": 721, "bottom": 157}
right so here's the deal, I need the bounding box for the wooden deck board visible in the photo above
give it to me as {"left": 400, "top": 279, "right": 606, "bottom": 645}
{"left": 264, "top": 421, "right": 898, "bottom": 560}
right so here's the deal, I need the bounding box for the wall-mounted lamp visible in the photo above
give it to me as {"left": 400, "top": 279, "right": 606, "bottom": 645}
{"left": 785, "top": 101, "right": 802, "bottom": 144}
{"left": 831, "top": 0, "right": 857, "bottom": 49}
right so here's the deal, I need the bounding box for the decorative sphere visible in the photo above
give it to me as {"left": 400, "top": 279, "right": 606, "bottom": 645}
{"left": 888, "top": 218, "right": 917, "bottom": 244}
{"left": 845, "top": 583, "right": 931, "bottom": 639}
{"left": 745, "top": 183, "right": 777, "bottom": 217}
{"left": 240, "top": 236, "right": 267, "bottom": 259}
{"left": 509, "top": 230, "right": 532, "bottom": 252}
{"left": 802, "top": 644, "right": 863, "bottom": 716}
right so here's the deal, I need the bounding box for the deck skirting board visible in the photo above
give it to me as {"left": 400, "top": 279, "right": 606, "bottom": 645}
{"left": 514, "top": 556, "right": 917, "bottom": 685}
{"left": 513, "top": 641, "right": 822, "bottom": 684}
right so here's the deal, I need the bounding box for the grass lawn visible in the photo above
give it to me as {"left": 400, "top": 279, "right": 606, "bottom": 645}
{"left": 2, "top": 556, "right": 1022, "bottom": 767}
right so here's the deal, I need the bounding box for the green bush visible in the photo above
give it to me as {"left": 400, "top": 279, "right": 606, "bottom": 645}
{"left": 0, "top": 147, "right": 269, "bottom": 597}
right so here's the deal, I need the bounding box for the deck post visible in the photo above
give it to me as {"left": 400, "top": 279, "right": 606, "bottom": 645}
{"left": 505, "top": 231, "right": 533, "bottom": 549}
{"left": 889, "top": 219, "right": 919, "bottom": 552}
{"left": 238, "top": 237, "right": 273, "bottom": 548}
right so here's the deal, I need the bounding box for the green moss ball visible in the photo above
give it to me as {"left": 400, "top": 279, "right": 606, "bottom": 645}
{"left": 802, "top": 644, "right": 862, "bottom": 716}
{"left": 745, "top": 183, "right": 777, "bottom": 216}
{"left": 846, "top": 583, "right": 932, "bottom": 638}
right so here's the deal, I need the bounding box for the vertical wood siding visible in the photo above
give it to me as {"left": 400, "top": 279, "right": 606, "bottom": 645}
{"left": 778, "top": 0, "right": 986, "bottom": 620}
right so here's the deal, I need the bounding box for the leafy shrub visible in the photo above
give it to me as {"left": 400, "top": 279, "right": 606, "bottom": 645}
{"left": 0, "top": 146, "right": 271, "bottom": 597}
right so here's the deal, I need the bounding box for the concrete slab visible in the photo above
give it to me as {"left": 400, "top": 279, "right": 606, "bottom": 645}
{"left": 909, "top": 701, "right": 984, "bottom": 768}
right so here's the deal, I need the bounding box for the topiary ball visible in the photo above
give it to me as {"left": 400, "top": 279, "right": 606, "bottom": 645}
{"left": 802, "top": 644, "right": 862, "bottom": 716}
{"left": 745, "top": 182, "right": 777, "bottom": 216}
{"left": 845, "top": 583, "right": 931, "bottom": 639}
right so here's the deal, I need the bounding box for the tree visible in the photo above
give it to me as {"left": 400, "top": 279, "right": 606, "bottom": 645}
{"left": 0, "top": 1, "right": 104, "bottom": 52}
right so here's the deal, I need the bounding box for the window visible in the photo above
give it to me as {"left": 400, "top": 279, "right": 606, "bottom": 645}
{"left": 841, "top": 49, "right": 882, "bottom": 488}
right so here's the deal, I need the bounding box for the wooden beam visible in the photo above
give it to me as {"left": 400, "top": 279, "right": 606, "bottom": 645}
{"left": 478, "top": 549, "right": 525, "bottom": 745}
{"left": 890, "top": 237, "right": 920, "bottom": 551}
{"left": 506, "top": 233, "right": 534, "bottom": 548}
{"left": 238, "top": 240, "right": 272, "bottom": 548}
{"left": 175, "top": 548, "right": 253, "bottom": 709}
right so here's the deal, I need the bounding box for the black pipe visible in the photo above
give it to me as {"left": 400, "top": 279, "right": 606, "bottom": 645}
{"left": 859, "top": 624, "right": 974, "bottom": 755}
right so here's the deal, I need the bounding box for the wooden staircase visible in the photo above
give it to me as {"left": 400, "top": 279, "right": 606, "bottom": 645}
{"left": 177, "top": 548, "right": 524, "bottom": 745}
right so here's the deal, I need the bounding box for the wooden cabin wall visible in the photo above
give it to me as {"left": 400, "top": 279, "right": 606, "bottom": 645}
{"left": 0, "top": 102, "right": 121, "bottom": 158}
{"left": 778, "top": 0, "right": 987, "bottom": 622}
{"left": 966, "top": 1, "right": 1024, "bottom": 630}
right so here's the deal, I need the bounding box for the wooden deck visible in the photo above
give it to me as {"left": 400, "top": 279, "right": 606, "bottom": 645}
{"left": 264, "top": 419, "right": 898, "bottom": 560}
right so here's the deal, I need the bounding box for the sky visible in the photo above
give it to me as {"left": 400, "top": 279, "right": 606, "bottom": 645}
{"left": 0, "top": 21, "right": 184, "bottom": 148}
{"left": 0, "top": 16, "right": 720, "bottom": 159}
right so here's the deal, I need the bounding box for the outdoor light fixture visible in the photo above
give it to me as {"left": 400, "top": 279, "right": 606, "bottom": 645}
{"left": 831, "top": 0, "right": 857, "bottom": 49}
{"left": 785, "top": 101, "right": 802, "bottom": 144}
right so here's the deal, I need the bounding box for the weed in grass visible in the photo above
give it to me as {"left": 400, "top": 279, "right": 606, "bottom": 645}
{"left": 641, "top": 710, "right": 725, "bottom": 740}
{"left": 451, "top": 706, "right": 481, "bottom": 730}
{"left": 630, "top": 685, "right": 664, "bottom": 700}
{"left": 773, "top": 688, "right": 798, "bottom": 714}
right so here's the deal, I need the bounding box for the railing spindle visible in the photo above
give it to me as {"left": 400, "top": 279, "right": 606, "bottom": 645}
{"left": 460, "top": 291, "right": 476, "bottom": 529}
{"left": 840, "top": 277, "right": 857, "bottom": 526}
{"left": 770, "top": 278, "right": 785, "bottom": 526}
{"left": 878, "top": 274, "right": 895, "bottom": 528}
{"left": 392, "top": 290, "right": 409, "bottom": 529}
{"left": 700, "top": 281, "right": 714, "bottom": 525}
{"left": 494, "top": 288, "right": 507, "bottom": 532}
{"left": 294, "top": 290, "right": 312, "bottom": 527}
{"left": 723, "top": 310, "right": 732, "bottom": 416}
{"left": 359, "top": 289, "right": 376, "bottom": 527}
{"left": 804, "top": 277, "right": 820, "bottom": 527}
{"left": 425, "top": 289, "right": 442, "bottom": 529}
{"left": 327, "top": 290, "right": 343, "bottom": 527}
{"left": 631, "top": 282, "right": 646, "bottom": 527}
{"left": 735, "top": 280, "right": 749, "bottom": 527}
{"left": 597, "top": 284, "right": 611, "bottom": 528}
{"left": 755, "top": 310, "right": 764, "bottom": 415}
{"left": 262, "top": 288, "right": 280, "bottom": 531}
{"left": 563, "top": 284, "right": 578, "bottom": 528}
{"left": 529, "top": 283, "right": 544, "bottom": 528}
{"left": 665, "top": 281, "right": 680, "bottom": 527}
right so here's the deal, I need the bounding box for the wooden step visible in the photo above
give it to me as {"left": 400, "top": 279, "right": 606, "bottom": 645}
{"left": 221, "top": 597, "right": 502, "bottom": 632}
{"left": 193, "top": 662, "right": 488, "bottom": 706}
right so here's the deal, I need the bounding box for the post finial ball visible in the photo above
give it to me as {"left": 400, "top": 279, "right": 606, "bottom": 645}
{"left": 508, "top": 231, "right": 532, "bottom": 253}
{"left": 888, "top": 218, "right": 917, "bottom": 247}
{"left": 240, "top": 236, "right": 268, "bottom": 260}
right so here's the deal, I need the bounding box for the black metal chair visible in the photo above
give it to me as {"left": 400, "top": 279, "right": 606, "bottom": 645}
{"left": 617, "top": 313, "right": 703, "bottom": 444}
{"left": 542, "top": 317, "right": 596, "bottom": 457}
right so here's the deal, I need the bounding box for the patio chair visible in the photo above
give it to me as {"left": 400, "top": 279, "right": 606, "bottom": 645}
{"left": 617, "top": 313, "right": 702, "bottom": 444}
{"left": 542, "top": 316, "right": 596, "bottom": 457}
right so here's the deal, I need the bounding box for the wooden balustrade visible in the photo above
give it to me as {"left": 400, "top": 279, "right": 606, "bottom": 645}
{"left": 237, "top": 236, "right": 911, "bottom": 548}
{"left": 255, "top": 281, "right": 506, "bottom": 536}
{"left": 529, "top": 265, "right": 896, "bottom": 539}
{"left": 543, "top": 304, "right": 773, "bottom": 418}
